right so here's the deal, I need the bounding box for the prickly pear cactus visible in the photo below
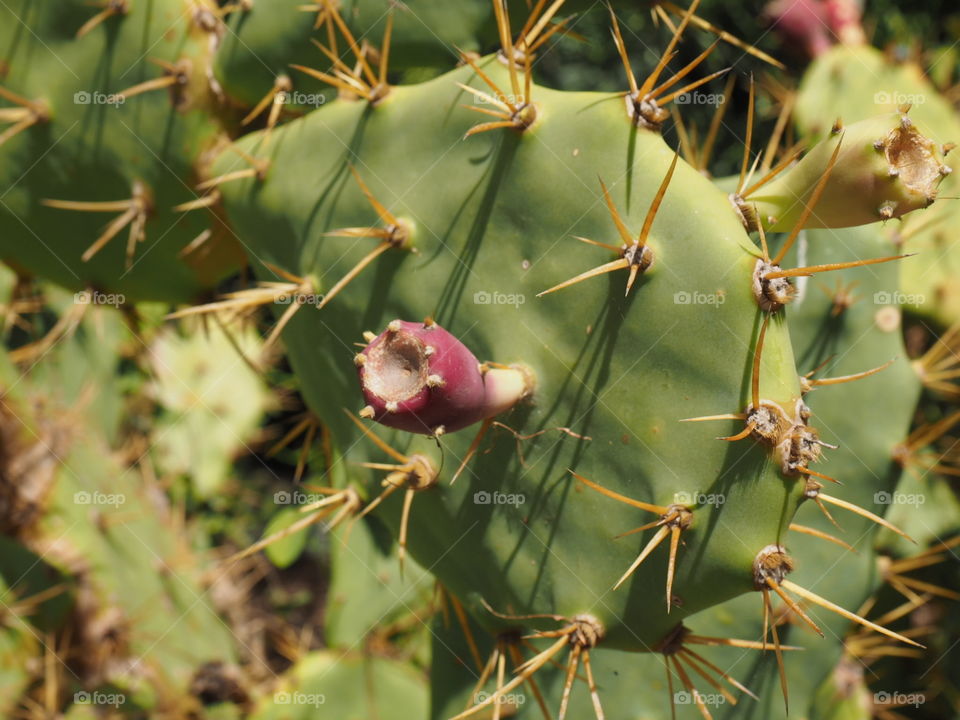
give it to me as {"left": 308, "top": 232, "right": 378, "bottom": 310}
{"left": 0, "top": 0, "right": 243, "bottom": 302}
{"left": 204, "top": 1, "right": 950, "bottom": 716}
{"left": 217, "top": 51, "right": 802, "bottom": 634}
{"left": 3, "top": 1, "right": 960, "bottom": 719}
{"left": 0, "top": 300, "right": 244, "bottom": 717}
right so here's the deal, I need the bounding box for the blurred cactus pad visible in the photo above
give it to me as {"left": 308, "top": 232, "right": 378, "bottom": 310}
{"left": 1, "top": 1, "right": 960, "bottom": 719}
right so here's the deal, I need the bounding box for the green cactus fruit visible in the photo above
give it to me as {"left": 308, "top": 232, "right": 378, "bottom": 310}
{"left": 792, "top": 42, "right": 960, "bottom": 327}
{"left": 0, "top": 0, "right": 243, "bottom": 302}
{"left": 734, "top": 112, "right": 951, "bottom": 232}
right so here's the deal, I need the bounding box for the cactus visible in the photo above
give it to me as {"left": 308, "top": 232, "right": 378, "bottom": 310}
{"left": 324, "top": 512, "right": 434, "bottom": 649}
{"left": 0, "top": 295, "right": 246, "bottom": 716}
{"left": 202, "top": 2, "right": 950, "bottom": 717}
{"left": 2, "top": 1, "right": 960, "bottom": 718}
{"left": 0, "top": 0, "right": 243, "bottom": 302}
{"left": 791, "top": 36, "right": 960, "bottom": 328}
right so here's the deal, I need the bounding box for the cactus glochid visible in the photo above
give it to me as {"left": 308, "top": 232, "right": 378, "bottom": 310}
{"left": 2, "top": 0, "right": 960, "bottom": 719}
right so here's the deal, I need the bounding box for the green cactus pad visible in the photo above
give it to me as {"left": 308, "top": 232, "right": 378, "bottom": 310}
{"left": 0, "top": 0, "right": 242, "bottom": 302}
{"left": 211, "top": 54, "right": 815, "bottom": 657}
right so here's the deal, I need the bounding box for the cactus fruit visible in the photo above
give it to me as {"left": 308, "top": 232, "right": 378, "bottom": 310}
{"left": 356, "top": 318, "right": 533, "bottom": 435}
{"left": 3, "top": 0, "right": 960, "bottom": 718}
{"left": 790, "top": 38, "right": 960, "bottom": 328}
{"left": 737, "top": 112, "right": 951, "bottom": 231}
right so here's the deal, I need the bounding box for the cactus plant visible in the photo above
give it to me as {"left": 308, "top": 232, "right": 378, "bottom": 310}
{"left": 2, "top": 0, "right": 960, "bottom": 718}
{"left": 0, "top": 0, "right": 245, "bottom": 303}
{"left": 203, "top": 2, "right": 951, "bottom": 717}
{"left": 0, "top": 297, "right": 246, "bottom": 717}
